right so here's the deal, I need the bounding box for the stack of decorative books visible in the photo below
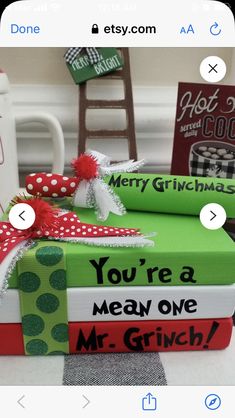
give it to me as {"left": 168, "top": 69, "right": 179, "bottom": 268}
{"left": 0, "top": 204, "right": 235, "bottom": 355}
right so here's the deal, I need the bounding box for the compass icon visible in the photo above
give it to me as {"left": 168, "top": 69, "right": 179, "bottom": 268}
{"left": 205, "top": 394, "right": 221, "bottom": 410}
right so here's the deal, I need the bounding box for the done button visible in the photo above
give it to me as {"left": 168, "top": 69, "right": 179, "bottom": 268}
{"left": 10, "top": 24, "right": 40, "bottom": 34}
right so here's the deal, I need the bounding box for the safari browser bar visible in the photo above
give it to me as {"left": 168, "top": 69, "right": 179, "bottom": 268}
{"left": 0, "top": 0, "right": 234, "bottom": 47}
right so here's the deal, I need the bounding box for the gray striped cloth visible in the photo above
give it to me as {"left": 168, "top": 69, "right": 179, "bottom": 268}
{"left": 63, "top": 352, "right": 167, "bottom": 385}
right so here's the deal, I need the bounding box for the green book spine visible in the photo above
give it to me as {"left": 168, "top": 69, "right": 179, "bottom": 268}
{"left": 106, "top": 173, "right": 235, "bottom": 218}
{"left": 8, "top": 210, "right": 235, "bottom": 288}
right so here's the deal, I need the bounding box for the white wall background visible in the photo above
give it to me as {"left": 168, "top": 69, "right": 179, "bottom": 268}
{"left": 1, "top": 47, "right": 233, "bottom": 85}
{"left": 0, "top": 47, "right": 234, "bottom": 176}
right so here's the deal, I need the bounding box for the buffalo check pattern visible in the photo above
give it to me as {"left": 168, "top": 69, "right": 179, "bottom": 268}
{"left": 190, "top": 154, "right": 235, "bottom": 178}
{"left": 64, "top": 47, "right": 100, "bottom": 65}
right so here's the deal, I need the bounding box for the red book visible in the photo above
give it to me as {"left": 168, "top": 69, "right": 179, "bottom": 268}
{"left": 0, "top": 319, "right": 233, "bottom": 355}
{"left": 171, "top": 82, "right": 235, "bottom": 178}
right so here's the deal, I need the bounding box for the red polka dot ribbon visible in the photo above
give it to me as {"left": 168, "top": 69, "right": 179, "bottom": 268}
{"left": 25, "top": 150, "right": 145, "bottom": 221}
{"left": 26, "top": 173, "right": 79, "bottom": 198}
{"left": 0, "top": 198, "right": 153, "bottom": 265}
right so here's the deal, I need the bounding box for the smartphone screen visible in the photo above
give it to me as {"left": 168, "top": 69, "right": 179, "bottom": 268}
{"left": 0, "top": 1, "right": 234, "bottom": 417}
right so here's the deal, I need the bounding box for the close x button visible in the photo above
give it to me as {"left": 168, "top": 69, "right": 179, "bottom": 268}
{"left": 200, "top": 56, "right": 227, "bottom": 83}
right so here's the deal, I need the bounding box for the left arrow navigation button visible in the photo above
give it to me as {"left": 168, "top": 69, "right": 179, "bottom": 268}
{"left": 17, "top": 395, "right": 26, "bottom": 409}
{"left": 19, "top": 210, "right": 26, "bottom": 221}
{"left": 9, "top": 203, "right": 35, "bottom": 230}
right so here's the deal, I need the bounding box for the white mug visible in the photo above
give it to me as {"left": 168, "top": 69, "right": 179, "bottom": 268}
{"left": 0, "top": 71, "right": 64, "bottom": 214}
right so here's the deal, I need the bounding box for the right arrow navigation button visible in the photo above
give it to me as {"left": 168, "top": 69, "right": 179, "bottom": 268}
{"left": 210, "top": 210, "right": 216, "bottom": 221}
{"left": 200, "top": 203, "right": 226, "bottom": 230}
{"left": 82, "top": 395, "right": 90, "bottom": 409}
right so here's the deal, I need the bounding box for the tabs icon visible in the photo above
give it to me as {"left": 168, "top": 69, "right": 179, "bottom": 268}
{"left": 180, "top": 24, "right": 195, "bottom": 34}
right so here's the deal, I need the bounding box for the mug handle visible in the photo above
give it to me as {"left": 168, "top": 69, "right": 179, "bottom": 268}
{"left": 15, "top": 112, "right": 64, "bottom": 174}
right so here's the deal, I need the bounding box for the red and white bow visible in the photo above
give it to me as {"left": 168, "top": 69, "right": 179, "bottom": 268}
{"left": 26, "top": 150, "right": 145, "bottom": 221}
{"left": 0, "top": 197, "right": 153, "bottom": 297}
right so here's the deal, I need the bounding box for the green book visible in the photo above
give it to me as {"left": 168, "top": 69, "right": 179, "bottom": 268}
{"left": 8, "top": 208, "right": 235, "bottom": 288}
{"left": 106, "top": 173, "right": 235, "bottom": 218}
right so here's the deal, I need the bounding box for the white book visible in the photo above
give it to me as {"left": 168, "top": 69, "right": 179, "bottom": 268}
{"left": 0, "top": 285, "right": 235, "bottom": 322}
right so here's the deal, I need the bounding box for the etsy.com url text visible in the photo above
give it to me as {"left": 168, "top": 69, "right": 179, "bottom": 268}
{"left": 103, "top": 25, "right": 157, "bottom": 36}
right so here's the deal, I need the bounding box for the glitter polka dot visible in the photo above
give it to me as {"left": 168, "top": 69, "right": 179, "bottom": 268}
{"left": 26, "top": 339, "right": 48, "bottom": 355}
{"left": 36, "top": 246, "right": 63, "bottom": 266}
{"left": 61, "top": 187, "right": 67, "bottom": 193}
{"left": 19, "top": 272, "right": 41, "bottom": 293}
{"left": 36, "top": 293, "right": 60, "bottom": 313}
{"left": 49, "top": 270, "right": 66, "bottom": 290}
{"left": 36, "top": 177, "right": 42, "bottom": 183}
{"left": 51, "top": 323, "right": 69, "bottom": 342}
{"left": 22, "top": 314, "right": 45, "bottom": 336}
{"left": 43, "top": 186, "right": 49, "bottom": 192}
{"left": 27, "top": 184, "right": 33, "bottom": 190}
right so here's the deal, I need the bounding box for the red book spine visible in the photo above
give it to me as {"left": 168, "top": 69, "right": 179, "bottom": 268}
{"left": 0, "top": 319, "right": 233, "bottom": 355}
{"left": 69, "top": 318, "right": 233, "bottom": 353}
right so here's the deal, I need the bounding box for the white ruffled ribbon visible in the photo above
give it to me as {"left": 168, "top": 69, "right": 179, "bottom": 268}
{"left": 72, "top": 150, "right": 145, "bottom": 221}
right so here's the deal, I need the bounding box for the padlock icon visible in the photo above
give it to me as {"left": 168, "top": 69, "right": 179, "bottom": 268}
{"left": 91, "top": 24, "right": 99, "bottom": 34}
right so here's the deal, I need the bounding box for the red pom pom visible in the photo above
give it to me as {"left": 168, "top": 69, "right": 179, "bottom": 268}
{"left": 14, "top": 197, "right": 59, "bottom": 232}
{"left": 72, "top": 154, "right": 98, "bottom": 180}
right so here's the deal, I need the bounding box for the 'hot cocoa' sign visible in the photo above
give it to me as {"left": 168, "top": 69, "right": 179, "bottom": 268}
{"left": 171, "top": 82, "right": 235, "bottom": 178}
